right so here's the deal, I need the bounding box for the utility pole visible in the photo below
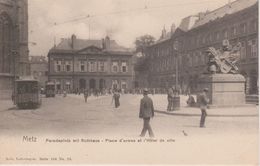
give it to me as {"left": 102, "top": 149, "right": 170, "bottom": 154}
{"left": 72, "top": 35, "right": 75, "bottom": 92}
{"left": 87, "top": 15, "right": 90, "bottom": 40}
{"left": 89, "top": 22, "right": 90, "bottom": 40}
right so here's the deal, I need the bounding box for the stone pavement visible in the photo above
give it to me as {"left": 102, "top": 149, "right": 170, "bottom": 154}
{"left": 0, "top": 94, "right": 258, "bottom": 118}
{"left": 66, "top": 93, "right": 110, "bottom": 101}
{"left": 147, "top": 94, "right": 259, "bottom": 117}
{"left": 0, "top": 99, "right": 14, "bottom": 112}
{"left": 0, "top": 93, "right": 109, "bottom": 112}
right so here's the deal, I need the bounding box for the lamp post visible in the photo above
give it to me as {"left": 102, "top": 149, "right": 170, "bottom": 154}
{"left": 173, "top": 40, "right": 179, "bottom": 89}
{"left": 172, "top": 40, "right": 180, "bottom": 110}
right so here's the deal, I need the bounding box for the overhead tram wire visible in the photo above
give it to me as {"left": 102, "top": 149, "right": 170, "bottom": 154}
{"left": 53, "top": 0, "right": 221, "bottom": 26}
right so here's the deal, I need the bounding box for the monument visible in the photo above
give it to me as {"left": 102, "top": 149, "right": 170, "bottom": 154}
{"left": 197, "top": 40, "right": 246, "bottom": 107}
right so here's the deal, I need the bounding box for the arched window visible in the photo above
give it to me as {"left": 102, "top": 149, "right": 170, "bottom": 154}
{"left": 0, "top": 13, "right": 13, "bottom": 73}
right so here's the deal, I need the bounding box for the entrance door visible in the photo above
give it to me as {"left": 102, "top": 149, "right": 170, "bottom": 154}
{"left": 99, "top": 79, "right": 106, "bottom": 90}
{"left": 79, "top": 79, "right": 86, "bottom": 90}
{"left": 89, "top": 79, "right": 96, "bottom": 89}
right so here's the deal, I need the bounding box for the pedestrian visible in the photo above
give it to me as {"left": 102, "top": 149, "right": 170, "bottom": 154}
{"left": 167, "top": 87, "right": 174, "bottom": 111}
{"left": 63, "top": 89, "right": 67, "bottom": 97}
{"left": 84, "top": 89, "right": 89, "bottom": 103}
{"left": 11, "top": 91, "right": 14, "bottom": 102}
{"left": 198, "top": 88, "right": 210, "bottom": 128}
{"left": 113, "top": 90, "right": 120, "bottom": 108}
{"left": 186, "top": 93, "right": 195, "bottom": 107}
{"left": 139, "top": 88, "right": 155, "bottom": 138}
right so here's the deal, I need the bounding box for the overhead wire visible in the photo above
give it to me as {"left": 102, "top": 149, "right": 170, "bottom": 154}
{"left": 53, "top": 0, "right": 222, "bottom": 26}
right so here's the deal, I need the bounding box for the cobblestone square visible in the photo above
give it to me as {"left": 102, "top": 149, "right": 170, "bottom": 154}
{"left": 0, "top": 94, "right": 258, "bottom": 164}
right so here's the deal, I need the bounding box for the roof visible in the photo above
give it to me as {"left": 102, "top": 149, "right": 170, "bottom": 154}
{"left": 29, "top": 56, "right": 47, "bottom": 63}
{"left": 179, "top": 15, "right": 199, "bottom": 31}
{"left": 145, "top": 0, "right": 257, "bottom": 49}
{"left": 192, "top": 0, "right": 258, "bottom": 29}
{"left": 50, "top": 37, "right": 133, "bottom": 55}
{"left": 55, "top": 38, "right": 102, "bottom": 50}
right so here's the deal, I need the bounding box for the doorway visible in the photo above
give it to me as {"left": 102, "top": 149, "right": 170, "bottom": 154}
{"left": 89, "top": 79, "right": 96, "bottom": 89}
{"left": 79, "top": 79, "right": 86, "bottom": 90}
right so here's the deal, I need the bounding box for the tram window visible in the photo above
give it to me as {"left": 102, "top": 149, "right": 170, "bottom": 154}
{"left": 17, "top": 82, "right": 38, "bottom": 94}
{"left": 31, "top": 83, "right": 38, "bottom": 93}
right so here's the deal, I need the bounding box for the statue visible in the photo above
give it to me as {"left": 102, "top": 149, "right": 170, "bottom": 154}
{"left": 206, "top": 40, "right": 241, "bottom": 74}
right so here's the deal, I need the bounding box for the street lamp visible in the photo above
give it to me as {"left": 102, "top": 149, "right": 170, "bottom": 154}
{"left": 172, "top": 40, "right": 180, "bottom": 111}
{"left": 173, "top": 40, "right": 179, "bottom": 89}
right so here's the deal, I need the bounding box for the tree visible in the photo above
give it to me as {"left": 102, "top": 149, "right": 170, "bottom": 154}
{"left": 135, "top": 35, "right": 155, "bottom": 56}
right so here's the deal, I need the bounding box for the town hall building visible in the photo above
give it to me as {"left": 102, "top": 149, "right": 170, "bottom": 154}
{"left": 48, "top": 35, "right": 134, "bottom": 92}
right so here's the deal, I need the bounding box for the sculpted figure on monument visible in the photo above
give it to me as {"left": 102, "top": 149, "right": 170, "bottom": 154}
{"left": 206, "top": 40, "right": 241, "bottom": 74}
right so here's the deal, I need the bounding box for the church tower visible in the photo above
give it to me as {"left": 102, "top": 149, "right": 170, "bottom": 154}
{"left": 0, "top": 0, "right": 29, "bottom": 99}
{"left": 17, "top": 0, "right": 29, "bottom": 76}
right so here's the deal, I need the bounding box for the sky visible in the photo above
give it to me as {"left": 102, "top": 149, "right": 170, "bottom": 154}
{"left": 28, "top": 0, "right": 232, "bottom": 56}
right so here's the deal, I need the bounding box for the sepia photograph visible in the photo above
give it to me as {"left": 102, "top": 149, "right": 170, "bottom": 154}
{"left": 0, "top": 0, "right": 258, "bottom": 165}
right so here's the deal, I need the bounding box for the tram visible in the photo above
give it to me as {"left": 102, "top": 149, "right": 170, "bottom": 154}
{"left": 14, "top": 77, "right": 42, "bottom": 109}
{"left": 45, "top": 81, "right": 55, "bottom": 97}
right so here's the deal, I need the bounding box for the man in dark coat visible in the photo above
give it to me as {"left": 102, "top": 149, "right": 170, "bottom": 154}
{"left": 139, "top": 88, "right": 155, "bottom": 137}
{"left": 113, "top": 90, "right": 120, "bottom": 108}
{"left": 198, "top": 88, "right": 210, "bottom": 128}
{"left": 167, "top": 87, "right": 174, "bottom": 111}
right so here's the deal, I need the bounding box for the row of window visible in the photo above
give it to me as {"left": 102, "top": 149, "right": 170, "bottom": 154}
{"left": 50, "top": 79, "right": 128, "bottom": 90}
{"left": 150, "top": 39, "right": 258, "bottom": 73}
{"left": 54, "top": 60, "right": 129, "bottom": 73}
{"left": 148, "top": 18, "right": 257, "bottom": 59}
{"left": 187, "top": 19, "right": 258, "bottom": 49}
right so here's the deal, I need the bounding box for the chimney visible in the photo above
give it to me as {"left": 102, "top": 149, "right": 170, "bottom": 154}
{"left": 198, "top": 12, "right": 206, "bottom": 20}
{"left": 161, "top": 26, "right": 166, "bottom": 39}
{"left": 71, "top": 34, "right": 76, "bottom": 49}
{"left": 105, "top": 36, "right": 110, "bottom": 49}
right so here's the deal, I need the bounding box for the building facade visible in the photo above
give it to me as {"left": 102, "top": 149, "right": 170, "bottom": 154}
{"left": 29, "top": 56, "right": 48, "bottom": 88}
{"left": 144, "top": 0, "right": 258, "bottom": 95}
{"left": 0, "top": 0, "right": 29, "bottom": 99}
{"left": 48, "top": 35, "right": 134, "bottom": 93}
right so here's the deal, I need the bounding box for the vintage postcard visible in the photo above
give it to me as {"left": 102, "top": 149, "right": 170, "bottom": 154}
{"left": 0, "top": 0, "right": 258, "bottom": 165}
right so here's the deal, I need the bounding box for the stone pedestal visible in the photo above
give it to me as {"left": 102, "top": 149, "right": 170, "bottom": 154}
{"left": 197, "top": 74, "right": 245, "bottom": 107}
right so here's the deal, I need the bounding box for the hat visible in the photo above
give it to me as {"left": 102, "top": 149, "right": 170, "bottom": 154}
{"left": 203, "top": 88, "right": 209, "bottom": 92}
{"left": 143, "top": 88, "right": 149, "bottom": 92}
{"left": 143, "top": 88, "right": 149, "bottom": 94}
